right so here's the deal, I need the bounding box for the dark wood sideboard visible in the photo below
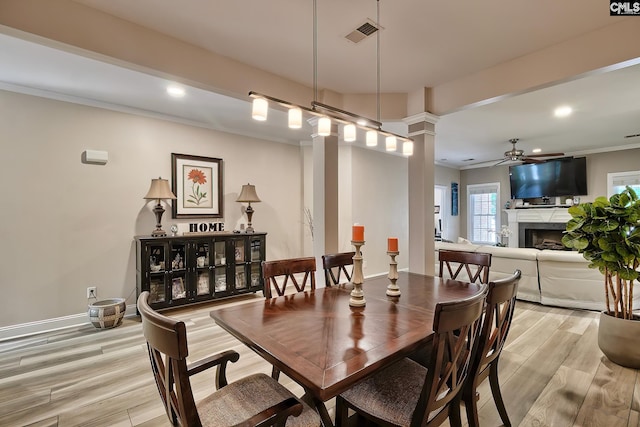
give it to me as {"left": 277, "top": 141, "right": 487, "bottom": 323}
{"left": 135, "top": 232, "right": 266, "bottom": 311}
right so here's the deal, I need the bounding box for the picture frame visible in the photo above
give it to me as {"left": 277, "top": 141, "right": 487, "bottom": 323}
{"left": 171, "top": 153, "right": 223, "bottom": 218}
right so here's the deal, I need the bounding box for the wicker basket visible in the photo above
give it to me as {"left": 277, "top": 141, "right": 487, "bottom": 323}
{"left": 88, "top": 298, "right": 126, "bottom": 329}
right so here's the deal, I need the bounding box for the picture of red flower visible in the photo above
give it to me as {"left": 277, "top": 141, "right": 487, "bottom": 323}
{"left": 188, "top": 169, "right": 207, "bottom": 185}
{"left": 187, "top": 168, "right": 208, "bottom": 205}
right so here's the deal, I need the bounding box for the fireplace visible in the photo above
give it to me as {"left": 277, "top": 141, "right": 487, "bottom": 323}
{"left": 505, "top": 207, "right": 571, "bottom": 248}
{"left": 518, "top": 222, "right": 567, "bottom": 250}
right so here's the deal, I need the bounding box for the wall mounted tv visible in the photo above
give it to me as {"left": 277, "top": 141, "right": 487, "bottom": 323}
{"left": 509, "top": 157, "right": 587, "bottom": 200}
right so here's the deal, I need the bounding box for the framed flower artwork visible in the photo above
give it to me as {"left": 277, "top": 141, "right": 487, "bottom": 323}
{"left": 171, "top": 153, "right": 223, "bottom": 218}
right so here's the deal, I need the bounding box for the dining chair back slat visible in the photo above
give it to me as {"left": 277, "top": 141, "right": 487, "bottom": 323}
{"left": 439, "top": 249, "right": 492, "bottom": 284}
{"left": 322, "top": 252, "right": 355, "bottom": 287}
{"left": 262, "top": 257, "right": 317, "bottom": 299}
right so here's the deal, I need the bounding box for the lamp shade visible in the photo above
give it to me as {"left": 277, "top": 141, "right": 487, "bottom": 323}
{"left": 403, "top": 140, "right": 414, "bottom": 156}
{"left": 385, "top": 136, "right": 397, "bottom": 151}
{"left": 252, "top": 98, "right": 268, "bottom": 121}
{"left": 144, "top": 177, "right": 176, "bottom": 200}
{"left": 343, "top": 124, "right": 356, "bottom": 142}
{"left": 288, "top": 107, "right": 302, "bottom": 129}
{"left": 366, "top": 130, "right": 378, "bottom": 147}
{"left": 318, "top": 117, "right": 331, "bottom": 136}
{"left": 236, "top": 183, "right": 261, "bottom": 203}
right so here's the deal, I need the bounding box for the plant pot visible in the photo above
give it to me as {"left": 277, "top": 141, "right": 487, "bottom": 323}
{"left": 88, "top": 298, "right": 126, "bottom": 329}
{"left": 598, "top": 311, "right": 640, "bottom": 369}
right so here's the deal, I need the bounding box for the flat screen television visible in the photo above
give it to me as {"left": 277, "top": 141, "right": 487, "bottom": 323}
{"left": 509, "top": 157, "right": 587, "bottom": 200}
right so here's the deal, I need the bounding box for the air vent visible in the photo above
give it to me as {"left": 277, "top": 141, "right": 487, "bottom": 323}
{"left": 345, "top": 19, "right": 381, "bottom": 44}
{"left": 624, "top": 133, "right": 640, "bottom": 139}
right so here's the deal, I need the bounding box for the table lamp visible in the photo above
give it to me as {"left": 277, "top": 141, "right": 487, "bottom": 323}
{"left": 144, "top": 177, "right": 177, "bottom": 237}
{"left": 236, "top": 183, "right": 261, "bottom": 233}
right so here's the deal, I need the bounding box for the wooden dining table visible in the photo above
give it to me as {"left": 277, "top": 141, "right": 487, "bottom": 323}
{"left": 210, "top": 271, "right": 484, "bottom": 427}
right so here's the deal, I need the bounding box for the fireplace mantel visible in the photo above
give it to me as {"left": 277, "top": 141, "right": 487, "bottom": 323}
{"left": 504, "top": 208, "right": 571, "bottom": 248}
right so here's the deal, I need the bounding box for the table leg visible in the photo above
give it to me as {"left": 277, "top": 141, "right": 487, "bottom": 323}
{"left": 302, "top": 392, "right": 334, "bottom": 427}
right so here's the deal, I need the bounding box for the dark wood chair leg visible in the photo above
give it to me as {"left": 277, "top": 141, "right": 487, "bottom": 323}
{"left": 271, "top": 366, "right": 281, "bottom": 380}
{"left": 449, "top": 395, "right": 463, "bottom": 427}
{"left": 489, "top": 362, "right": 511, "bottom": 427}
{"left": 463, "top": 386, "right": 480, "bottom": 427}
{"left": 335, "top": 396, "right": 348, "bottom": 427}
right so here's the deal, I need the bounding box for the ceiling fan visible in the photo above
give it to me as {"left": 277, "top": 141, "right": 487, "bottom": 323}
{"left": 492, "top": 138, "right": 564, "bottom": 166}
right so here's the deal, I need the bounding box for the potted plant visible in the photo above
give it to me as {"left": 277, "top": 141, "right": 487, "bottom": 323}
{"left": 562, "top": 186, "right": 640, "bottom": 367}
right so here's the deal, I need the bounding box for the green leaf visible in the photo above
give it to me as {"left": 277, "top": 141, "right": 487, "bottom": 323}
{"left": 565, "top": 218, "right": 585, "bottom": 232}
{"left": 568, "top": 204, "right": 587, "bottom": 218}
{"left": 562, "top": 234, "right": 589, "bottom": 250}
{"left": 602, "top": 251, "right": 620, "bottom": 262}
{"left": 618, "top": 268, "right": 639, "bottom": 281}
{"left": 593, "top": 197, "right": 610, "bottom": 208}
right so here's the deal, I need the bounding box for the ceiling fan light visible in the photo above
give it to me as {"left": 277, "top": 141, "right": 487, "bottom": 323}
{"left": 385, "top": 136, "right": 397, "bottom": 151}
{"left": 366, "top": 130, "right": 378, "bottom": 147}
{"left": 343, "top": 123, "right": 356, "bottom": 142}
{"left": 288, "top": 107, "right": 302, "bottom": 129}
{"left": 318, "top": 117, "right": 331, "bottom": 136}
{"left": 403, "top": 140, "right": 414, "bottom": 156}
{"left": 252, "top": 98, "right": 268, "bottom": 121}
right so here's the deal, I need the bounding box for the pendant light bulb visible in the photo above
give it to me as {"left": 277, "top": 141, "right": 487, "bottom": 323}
{"left": 386, "top": 136, "right": 397, "bottom": 151}
{"left": 343, "top": 124, "right": 356, "bottom": 142}
{"left": 403, "top": 140, "right": 414, "bottom": 156}
{"left": 252, "top": 98, "right": 268, "bottom": 121}
{"left": 288, "top": 107, "right": 302, "bottom": 129}
{"left": 318, "top": 117, "right": 331, "bottom": 136}
{"left": 366, "top": 130, "right": 378, "bottom": 147}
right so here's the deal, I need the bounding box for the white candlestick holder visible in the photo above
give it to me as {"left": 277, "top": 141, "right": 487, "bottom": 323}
{"left": 386, "top": 251, "right": 401, "bottom": 297}
{"left": 349, "top": 240, "right": 366, "bottom": 307}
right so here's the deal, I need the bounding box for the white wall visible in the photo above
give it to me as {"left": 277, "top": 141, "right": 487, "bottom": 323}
{"left": 0, "top": 90, "right": 304, "bottom": 327}
{"left": 350, "top": 147, "right": 409, "bottom": 276}
{"left": 435, "top": 165, "right": 461, "bottom": 241}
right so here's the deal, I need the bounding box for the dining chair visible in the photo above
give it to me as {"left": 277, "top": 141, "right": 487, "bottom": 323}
{"left": 321, "top": 252, "right": 355, "bottom": 287}
{"left": 335, "top": 288, "right": 487, "bottom": 427}
{"left": 262, "top": 257, "right": 316, "bottom": 299}
{"left": 463, "top": 269, "right": 521, "bottom": 427}
{"left": 137, "top": 291, "right": 321, "bottom": 427}
{"left": 439, "top": 249, "right": 492, "bottom": 284}
{"left": 262, "top": 256, "right": 317, "bottom": 380}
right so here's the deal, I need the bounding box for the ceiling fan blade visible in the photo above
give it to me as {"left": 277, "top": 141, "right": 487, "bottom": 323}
{"left": 525, "top": 152, "right": 565, "bottom": 158}
{"left": 493, "top": 158, "right": 510, "bottom": 166}
{"left": 522, "top": 157, "right": 545, "bottom": 163}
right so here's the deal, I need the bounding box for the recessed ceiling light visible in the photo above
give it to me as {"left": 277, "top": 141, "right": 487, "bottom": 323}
{"left": 532, "top": 148, "right": 542, "bottom": 153}
{"left": 554, "top": 106, "right": 572, "bottom": 117}
{"left": 167, "top": 85, "right": 185, "bottom": 98}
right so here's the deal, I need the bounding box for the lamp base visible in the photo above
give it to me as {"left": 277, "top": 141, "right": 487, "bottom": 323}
{"left": 152, "top": 202, "right": 167, "bottom": 237}
{"left": 151, "top": 228, "right": 167, "bottom": 237}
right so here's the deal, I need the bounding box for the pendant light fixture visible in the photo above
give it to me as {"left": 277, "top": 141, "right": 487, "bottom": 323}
{"left": 249, "top": 0, "right": 412, "bottom": 153}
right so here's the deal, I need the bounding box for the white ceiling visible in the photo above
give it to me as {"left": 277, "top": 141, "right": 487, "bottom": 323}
{"left": 1, "top": 1, "right": 640, "bottom": 168}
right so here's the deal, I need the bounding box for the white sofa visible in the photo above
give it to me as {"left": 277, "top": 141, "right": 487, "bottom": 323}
{"left": 434, "top": 241, "right": 630, "bottom": 311}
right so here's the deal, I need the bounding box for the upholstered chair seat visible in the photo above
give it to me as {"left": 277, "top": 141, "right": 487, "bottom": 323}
{"left": 197, "top": 373, "right": 321, "bottom": 427}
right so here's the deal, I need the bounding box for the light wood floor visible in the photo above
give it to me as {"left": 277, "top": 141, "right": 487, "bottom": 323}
{"left": 1, "top": 295, "right": 639, "bottom": 427}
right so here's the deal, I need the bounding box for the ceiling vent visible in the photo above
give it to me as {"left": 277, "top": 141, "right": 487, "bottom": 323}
{"left": 624, "top": 133, "right": 640, "bottom": 139}
{"left": 345, "top": 19, "right": 382, "bottom": 44}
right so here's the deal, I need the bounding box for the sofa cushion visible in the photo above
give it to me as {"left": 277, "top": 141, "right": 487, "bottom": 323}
{"left": 479, "top": 245, "right": 541, "bottom": 303}
{"left": 537, "top": 249, "right": 608, "bottom": 310}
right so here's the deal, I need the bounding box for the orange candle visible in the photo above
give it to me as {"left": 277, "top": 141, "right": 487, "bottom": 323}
{"left": 352, "top": 224, "right": 364, "bottom": 241}
{"left": 388, "top": 237, "right": 398, "bottom": 252}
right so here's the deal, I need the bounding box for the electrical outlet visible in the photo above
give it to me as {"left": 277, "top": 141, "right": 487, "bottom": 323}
{"left": 87, "top": 286, "right": 97, "bottom": 299}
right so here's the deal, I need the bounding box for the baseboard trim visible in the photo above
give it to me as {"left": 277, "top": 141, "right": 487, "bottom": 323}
{"left": 0, "top": 304, "right": 138, "bottom": 342}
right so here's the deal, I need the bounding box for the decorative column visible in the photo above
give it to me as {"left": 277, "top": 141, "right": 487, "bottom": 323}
{"left": 404, "top": 111, "right": 439, "bottom": 275}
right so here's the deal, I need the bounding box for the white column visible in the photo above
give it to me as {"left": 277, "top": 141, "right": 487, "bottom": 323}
{"left": 309, "top": 118, "right": 339, "bottom": 286}
{"left": 404, "top": 112, "right": 439, "bottom": 275}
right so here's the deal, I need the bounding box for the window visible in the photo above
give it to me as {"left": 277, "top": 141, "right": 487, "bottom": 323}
{"left": 467, "top": 183, "right": 500, "bottom": 244}
{"left": 608, "top": 171, "right": 640, "bottom": 197}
